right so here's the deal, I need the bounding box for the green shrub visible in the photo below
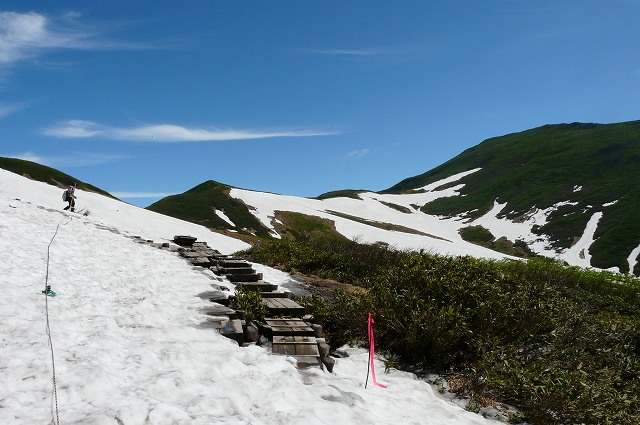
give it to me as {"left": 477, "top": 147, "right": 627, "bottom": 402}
{"left": 459, "top": 225, "right": 495, "bottom": 243}
{"left": 230, "top": 287, "right": 266, "bottom": 322}
{"left": 237, "top": 239, "right": 640, "bottom": 424}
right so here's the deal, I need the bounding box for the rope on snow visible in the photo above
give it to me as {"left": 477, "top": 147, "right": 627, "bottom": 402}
{"left": 43, "top": 220, "right": 66, "bottom": 425}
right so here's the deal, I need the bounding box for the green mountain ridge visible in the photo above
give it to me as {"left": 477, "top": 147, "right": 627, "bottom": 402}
{"left": 0, "top": 157, "right": 116, "bottom": 199}
{"left": 384, "top": 120, "right": 640, "bottom": 273}
{"left": 146, "top": 180, "right": 273, "bottom": 238}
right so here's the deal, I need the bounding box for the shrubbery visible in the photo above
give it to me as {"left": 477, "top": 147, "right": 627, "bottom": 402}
{"left": 239, "top": 238, "right": 640, "bottom": 424}
{"left": 230, "top": 287, "right": 267, "bottom": 322}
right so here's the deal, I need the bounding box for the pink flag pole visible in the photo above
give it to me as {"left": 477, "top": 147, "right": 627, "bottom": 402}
{"left": 367, "top": 313, "right": 388, "bottom": 389}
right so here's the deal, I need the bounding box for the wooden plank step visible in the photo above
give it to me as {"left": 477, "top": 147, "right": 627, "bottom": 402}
{"left": 189, "top": 257, "right": 212, "bottom": 267}
{"left": 210, "top": 253, "right": 230, "bottom": 260}
{"left": 215, "top": 267, "right": 255, "bottom": 275}
{"left": 235, "top": 282, "right": 278, "bottom": 292}
{"left": 191, "top": 242, "right": 212, "bottom": 250}
{"left": 264, "top": 318, "right": 314, "bottom": 337}
{"left": 260, "top": 291, "right": 292, "bottom": 299}
{"left": 217, "top": 259, "right": 250, "bottom": 268}
{"left": 173, "top": 235, "right": 196, "bottom": 246}
{"left": 227, "top": 273, "right": 262, "bottom": 282}
{"left": 262, "top": 298, "right": 305, "bottom": 317}
{"left": 272, "top": 336, "right": 319, "bottom": 356}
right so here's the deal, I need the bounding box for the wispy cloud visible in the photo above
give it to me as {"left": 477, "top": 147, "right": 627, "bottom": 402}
{"left": 110, "top": 191, "right": 175, "bottom": 199}
{"left": 0, "top": 11, "right": 155, "bottom": 69}
{"left": 5, "top": 151, "right": 129, "bottom": 167}
{"left": 7, "top": 151, "right": 44, "bottom": 163}
{"left": 42, "top": 120, "right": 339, "bottom": 142}
{"left": 0, "top": 102, "right": 23, "bottom": 118}
{"left": 344, "top": 148, "right": 371, "bottom": 160}
{"left": 306, "top": 48, "right": 389, "bottom": 57}
{"left": 43, "top": 120, "right": 102, "bottom": 138}
{"left": 304, "top": 45, "right": 422, "bottom": 59}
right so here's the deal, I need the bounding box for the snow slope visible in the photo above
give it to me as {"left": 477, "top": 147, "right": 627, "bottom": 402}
{"left": 0, "top": 169, "right": 496, "bottom": 425}
{"left": 229, "top": 169, "right": 510, "bottom": 261}
{"left": 228, "top": 168, "right": 630, "bottom": 271}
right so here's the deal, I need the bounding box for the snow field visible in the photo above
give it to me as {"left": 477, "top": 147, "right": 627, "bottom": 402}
{"left": 1, "top": 170, "right": 495, "bottom": 424}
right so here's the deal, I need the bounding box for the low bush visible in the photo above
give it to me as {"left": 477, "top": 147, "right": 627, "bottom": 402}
{"left": 230, "top": 287, "right": 267, "bottom": 322}
{"left": 239, "top": 239, "right": 640, "bottom": 424}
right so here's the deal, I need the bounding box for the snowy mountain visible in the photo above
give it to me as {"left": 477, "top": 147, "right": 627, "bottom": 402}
{"left": 149, "top": 121, "right": 640, "bottom": 275}
{"left": 0, "top": 168, "right": 497, "bottom": 424}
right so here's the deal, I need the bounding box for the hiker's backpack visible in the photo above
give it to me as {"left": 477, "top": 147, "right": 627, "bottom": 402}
{"left": 62, "top": 190, "right": 68, "bottom": 202}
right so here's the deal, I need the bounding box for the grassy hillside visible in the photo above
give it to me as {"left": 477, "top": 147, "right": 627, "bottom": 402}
{"left": 146, "top": 180, "right": 273, "bottom": 237}
{"left": 240, "top": 238, "right": 640, "bottom": 424}
{"left": 0, "top": 157, "right": 116, "bottom": 198}
{"left": 383, "top": 121, "right": 640, "bottom": 273}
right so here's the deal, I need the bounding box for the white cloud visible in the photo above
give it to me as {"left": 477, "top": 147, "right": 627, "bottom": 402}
{"left": 42, "top": 120, "right": 104, "bottom": 138}
{"left": 64, "top": 152, "right": 130, "bottom": 167}
{"left": 305, "top": 46, "right": 420, "bottom": 58}
{"left": 0, "top": 11, "right": 154, "bottom": 69}
{"left": 8, "top": 151, "right": 44, "bottom": 163}
{"left": 0, "top": 102, "right": 24, "bottom": 118}
{"left": 42, "top": 120, "right": 339, "bottom": 142}
{"left": 307, "top": 48, "right": 387, "bottom": 56}
{"left": 345, "top": 148, "right": 371, "bottom": 160}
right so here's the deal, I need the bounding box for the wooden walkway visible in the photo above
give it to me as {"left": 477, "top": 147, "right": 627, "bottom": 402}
{"left": 174, "top": 235, "right": 326, "bottom": 369}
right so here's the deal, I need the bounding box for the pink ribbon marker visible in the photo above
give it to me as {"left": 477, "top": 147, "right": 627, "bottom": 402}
{"left": 367, "top": 313, "right": 388, "bottom": 389}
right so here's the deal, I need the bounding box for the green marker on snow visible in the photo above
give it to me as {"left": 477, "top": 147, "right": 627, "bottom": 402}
{"left": 42, "top": 285, "right": 57, "bottom": 297}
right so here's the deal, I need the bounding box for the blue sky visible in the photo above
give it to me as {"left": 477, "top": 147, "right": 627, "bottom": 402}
{"left": 2, "top": 1, "right": 639, "bottom": 207}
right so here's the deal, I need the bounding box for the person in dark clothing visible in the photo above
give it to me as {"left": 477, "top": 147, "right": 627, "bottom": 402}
{"left": 63, "top": 182, "right": 77, "bottom": 212}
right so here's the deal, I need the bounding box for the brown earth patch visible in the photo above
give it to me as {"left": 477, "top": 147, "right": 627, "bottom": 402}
{"left": 291, "top": 272, "right": 367, "bottom": 298}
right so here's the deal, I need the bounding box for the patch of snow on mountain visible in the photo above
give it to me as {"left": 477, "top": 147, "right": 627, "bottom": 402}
{"left": 420, "top": 168, "right": 482, "bottom": 191}
{"left": 628, "top": 244, "right": 640, "bottom": 274}
{"left": 469, "top": 200, "right": 591, "bottom": 258}
{"left": 215, "top": 208, "right": 235, "bottom": 226}
{"left": 603, "top": 200, "right": 618, "bottom": 207}
{"left": 230, "top": 168, "right": 510, "bottom": 260}
{"left": 562, "top": 212, "right": 611, "bottom": 270}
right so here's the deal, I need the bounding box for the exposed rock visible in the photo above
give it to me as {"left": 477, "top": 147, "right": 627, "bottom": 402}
{"left": 244, "top": 323, "right": 259, "bottom": 343}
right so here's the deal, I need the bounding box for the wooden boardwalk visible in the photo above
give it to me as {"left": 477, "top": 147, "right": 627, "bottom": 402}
{"left": 173, "top": 235, "right": 326, "bottom": 369}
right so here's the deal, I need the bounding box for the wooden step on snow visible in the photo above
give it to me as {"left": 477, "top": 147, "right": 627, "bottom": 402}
{"left": 173, "top": 235, "right": 197, "bottom": 246}
{"left": 217, "top": 259, "right": 250, "bottom": 268}
{"left": 264, "top": 318, "right": 315, "bottom": 337}
{"left": 234, "top": 281, "right": 278, "bottom": 292}
{"left": 262, "top": 298, "right": 305, "bottom": 317}
{"left": 189, "top": 257, "right": 212, "bottom": 267}
{"left": 227, "top": 273, "right": 262, "bottom": 283}
{"left": 272, "top": 336, "right": 319, "bottom": 356}
{"left": 260, "top": 291, "right": 292, "bottom": 299}
{"left": 214, "top": 266, "right": 255, "bottom": 275}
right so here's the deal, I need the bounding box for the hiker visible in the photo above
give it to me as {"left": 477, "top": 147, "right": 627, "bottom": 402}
{"left": 63, "top": 182, "right": 77, "bottom": 212}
